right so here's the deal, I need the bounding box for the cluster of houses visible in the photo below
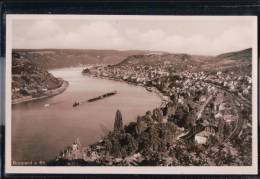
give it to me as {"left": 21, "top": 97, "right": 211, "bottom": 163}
{"left": 84, "top": 61, "right": 250, "bottom": 146}
{"left": 87, "top": 63, "right": 251, "bottom": 102}
{"left": 85, "top": 63, "right": 170, "bottom": 86}
{"left": 181, "top": 71, "right": 252, "bottom": 100}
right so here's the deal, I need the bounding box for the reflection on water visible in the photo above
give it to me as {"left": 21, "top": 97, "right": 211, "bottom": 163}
{"left": 12, "top": 67, "right": 161, "bottom": 161}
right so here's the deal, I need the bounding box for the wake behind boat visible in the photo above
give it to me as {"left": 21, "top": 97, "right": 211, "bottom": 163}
{"left": 73, "top": 90, "right": 117, "bottom": 107}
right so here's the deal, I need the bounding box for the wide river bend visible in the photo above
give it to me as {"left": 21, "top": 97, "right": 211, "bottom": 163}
{"left": 12, "top": 67, "right": 161, "bottom": 161}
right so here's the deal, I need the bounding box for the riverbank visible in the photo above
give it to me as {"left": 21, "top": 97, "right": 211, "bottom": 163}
{"left": 12, "top": 80, "right": 69, "bottom": 105}
{"left": 88, "top": 74, "right": 169, "bottom": 105}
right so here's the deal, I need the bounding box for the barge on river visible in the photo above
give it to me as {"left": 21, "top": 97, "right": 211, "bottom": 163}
{"left": 73, "top": 91, "right": 117, "bottom": 107}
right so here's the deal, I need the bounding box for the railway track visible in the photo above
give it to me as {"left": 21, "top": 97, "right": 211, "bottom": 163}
{"left": 180, "top": 80, "right": 250, "bottom": 143}
{"left": 199, "top": 80, "right": 249, "bottom": 142}
{"left": 223, "top": 99, "right": 244, "bottom": 143}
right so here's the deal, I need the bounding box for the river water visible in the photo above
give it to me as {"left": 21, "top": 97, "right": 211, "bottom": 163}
{"left": 12, "top": 67, "right": 161, "bottom": 161}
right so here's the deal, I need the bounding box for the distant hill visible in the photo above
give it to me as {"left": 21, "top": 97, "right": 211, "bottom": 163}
{"left": 216, "top": 48, "right": 252, "bottom": 61}
{"left": 12, "top": 48, "right": 252, "bottom": 74}
{"left": 115, "top": 48, "right": 252, "bottom": 74}
{"left": 204, "top": 48, "right": 252, "bottom": 74}
{"left": 116, "top": 53, "right": 214, "bottom": 72}
{"left": 117, "top": 53, "right": 191, "bottom": 65}
{"left": 12, "top": 49, "right": 148, "bottom": 69}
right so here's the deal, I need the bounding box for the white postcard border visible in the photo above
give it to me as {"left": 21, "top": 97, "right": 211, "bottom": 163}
{"left": 5, "top": 14, "right": 258, "bottom": 174}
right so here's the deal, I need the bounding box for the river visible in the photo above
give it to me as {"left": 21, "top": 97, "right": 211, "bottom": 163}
{"left": 12, "top": 67, "right": 162, "bottom": 161}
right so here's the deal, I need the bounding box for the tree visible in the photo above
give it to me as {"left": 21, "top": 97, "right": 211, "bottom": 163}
{"left": 135, "top": 116, "right": 148, "bottom": 135}
{"left": 111, "top": 138, "right": 122, "bottom": 158}
{"left": 114, "top": 110, "right": 123, "bottom": 132}
{"left": 173, "top": 104, "right": 190, "bottom": 128}
{"left": 152, "top": 108, "right": 163, "bottom": 123}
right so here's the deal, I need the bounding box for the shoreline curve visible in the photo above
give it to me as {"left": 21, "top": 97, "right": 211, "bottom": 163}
{"left": 87, "top": 74, "right": 170, "bottom": 106}
{"left": 12, "top": 80, "right": 69, "bottom": 105}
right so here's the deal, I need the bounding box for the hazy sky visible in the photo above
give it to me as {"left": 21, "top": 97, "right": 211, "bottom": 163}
{"left": 12, "top": 16, "right": 256, "bottom": 55}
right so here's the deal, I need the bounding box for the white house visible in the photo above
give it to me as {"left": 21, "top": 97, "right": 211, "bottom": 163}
{"left": 195, "top": 131, "right": 212, "bottom": 144}
{"left": 199, "top": 95, "right": 207, "bottom": 103}
{"left": 195, "top": 125, "right": 216, "bottom": 144}
{"left": 223, "top": 114, "right": 237, "bottom": 123}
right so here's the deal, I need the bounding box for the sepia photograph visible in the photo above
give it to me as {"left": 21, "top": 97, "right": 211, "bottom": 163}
{"left": 5, "top": 15, "right": 258, "bottom": 174}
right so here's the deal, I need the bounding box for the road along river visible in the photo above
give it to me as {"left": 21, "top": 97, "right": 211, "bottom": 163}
{"left": 11, "top": 67, "right": 162, "bottom": 162}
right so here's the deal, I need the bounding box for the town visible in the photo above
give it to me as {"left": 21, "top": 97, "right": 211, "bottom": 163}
{"left": 52, "top": 50, "right": 252, "bottom": 166}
